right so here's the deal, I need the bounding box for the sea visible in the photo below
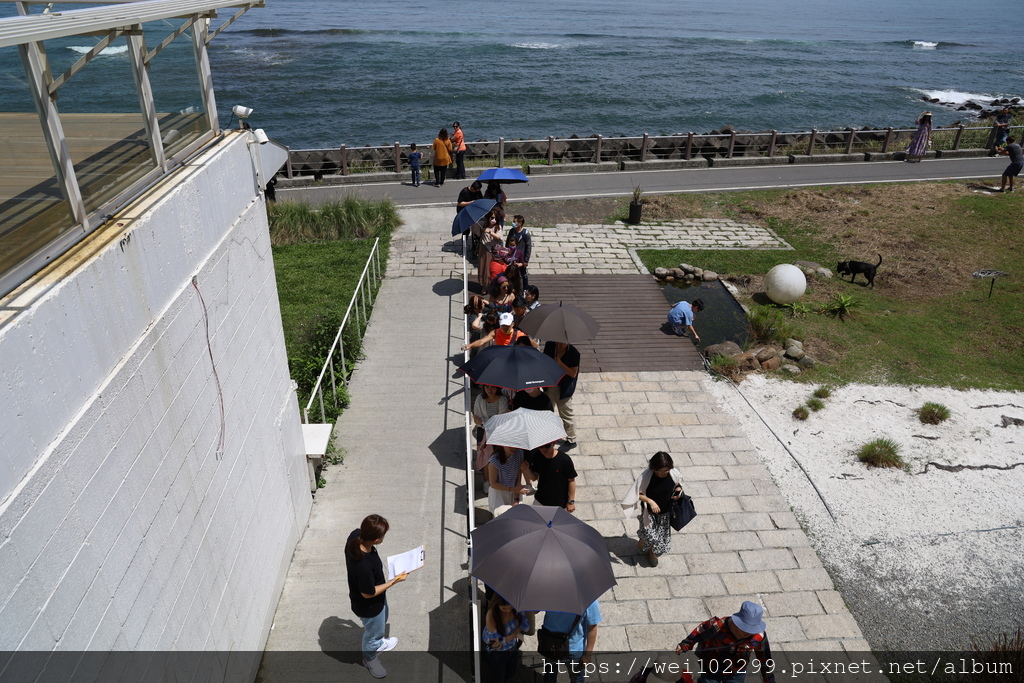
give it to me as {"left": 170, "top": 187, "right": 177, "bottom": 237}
{"left": 2, "top": 0, "right": 1022, "bottom": 149}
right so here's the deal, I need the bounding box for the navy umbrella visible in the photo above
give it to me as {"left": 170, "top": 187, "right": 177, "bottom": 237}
{"left": 476, "top": 167, "right": 530, "bottom": 184}
{"left": 471, "top": 505, "right": 616, "bottom": 614}
{"left": 457, "top": 344, "right": 564, "bottom": 391}
{"left": 452, "top": 198, "right": 497, "bottom": 236}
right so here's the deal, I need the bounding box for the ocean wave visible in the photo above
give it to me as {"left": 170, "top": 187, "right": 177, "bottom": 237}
{"left": 67, "top": 45, "right": 127, "bottom": 55}
{"left": 902, "top": 40, "right": 971, "bottom": 49}
{"left": 916, "top": 88, "right": 999, "bottom": 106}
{"left": 912, "top": 40, "right": 938, "bottom": 49}
{"left": 510, "top": 42, "right": 565, "bottom": 50}
{"left": 232, "top": 27, "right": 366, "bottom": 37}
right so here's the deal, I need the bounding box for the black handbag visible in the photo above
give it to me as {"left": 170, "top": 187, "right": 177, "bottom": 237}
{"left": 536, "top": 615, "right": 581, "bottom": 660}
{"left": 669, "top": 491, "right": 697, "bottom": 531}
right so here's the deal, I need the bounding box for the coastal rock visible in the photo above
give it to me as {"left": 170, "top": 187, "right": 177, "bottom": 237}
{"left": 670, "top": 268, "right": 685, "bottom": 279}
{"left": 693, "top": 267, "right": 704, "bottom": 278}
{"left": 754, "top": 347, "right": 777, "bottom": 363}
{"left": 794, "top": 260, "right": 822, "bottom": 270}
{"left": 702, "top": 271, "right": 719, "bottom": 281}
{"left": 785, "top": 345, "right": 805, "bottom": 361}
{"left": 784, "top": 338, "right": 803, "bottom": 349}
{"left": 654, "top": 267, "right": 669, "bottom": 279}
{"left": 732, "top": 352, "right": 761, "bottom": 372}
{"left": 781, "top": 363, "right": 802, "bottom": 374}
{"left": 798, "top": 355, "right": 816, "bottom": 368}
{"left": 815, "top": 267, "right": 833, "bottom": 278}
{"left": 761, "top": 356, "right": 782, "bottom": 372}
{"left": 679, "top": 263, "right": 696, "bottom": 274}
{"left": 703, "top": 341, "right": 742, "bottom": 358}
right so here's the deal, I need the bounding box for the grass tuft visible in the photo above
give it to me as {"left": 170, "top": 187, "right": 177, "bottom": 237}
{"left": 812, "top": 385, "right": 833, "bottom": 399}
{"left": 857, "top": 438, "right": 904, "bottom": 468}
{"left": 747, "top": 305, "right": 795, "bottom": 345}
{"left": 806, "top": 397, "right": 826, "bottom": 412}
{"left": 792, "top": 405, "right": 809, "bottom": 420}
{"left": 269, "top": 197, "right": 401, "bottom": 245}
{"left": 918, "top": 401, "right": 951, "bottom": 425}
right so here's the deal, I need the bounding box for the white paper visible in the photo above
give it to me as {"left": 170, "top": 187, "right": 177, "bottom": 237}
{"left": 387, "top": 545, "right": 425, "bottom": 578}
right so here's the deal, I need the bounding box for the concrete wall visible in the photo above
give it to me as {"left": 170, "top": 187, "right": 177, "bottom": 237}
{"left": 0, "top": 133, "right": 311, "bottom": 675}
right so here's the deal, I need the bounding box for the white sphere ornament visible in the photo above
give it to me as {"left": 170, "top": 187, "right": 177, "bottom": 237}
{"left": 764, "top": 264, "right": 807, "bottom": 304}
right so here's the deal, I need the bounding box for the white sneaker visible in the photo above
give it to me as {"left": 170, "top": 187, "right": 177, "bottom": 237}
{"left": 376, "top": 636, "right": 398, "bottom": 652}
{"left": 363, "top": 657, "right": 387, "bottom": 678}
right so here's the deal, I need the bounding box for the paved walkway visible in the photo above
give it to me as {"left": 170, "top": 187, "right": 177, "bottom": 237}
{"left": 261, "top": 208, "right": 867, "bottom": 682}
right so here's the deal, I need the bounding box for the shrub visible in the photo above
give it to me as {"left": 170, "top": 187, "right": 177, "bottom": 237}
{"left": 918, "top": 402, "right": 951, "bottom": 425}
{"left": 268, "top": 197, "right": 401, "bottom": 245}
{"left": 857, "top": 438, "right": 904, "bottom": 468}
{"left": 710, "top": 354, "right": 740, "bottom": 381}
{"left": 812, "top": 385, "right": 833, "bottom": 399}
{"left": 806, "top": 397, "right": 825, "bottom": 412}
{"left": 792, "top": 405, "right": 809, "bottom": 420}
{"left": 747, "top": 305, "right": 794, "bottom": 345}
{"left": 819, "top": 293, "right": 862, "bottom": 320}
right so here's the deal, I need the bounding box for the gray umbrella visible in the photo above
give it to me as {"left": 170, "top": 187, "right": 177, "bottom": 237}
{"left": 470, "top": 505, "right": 615, "bottom": 614}
{"left": 518, "top": 302, "right": 600, "bottom": 344}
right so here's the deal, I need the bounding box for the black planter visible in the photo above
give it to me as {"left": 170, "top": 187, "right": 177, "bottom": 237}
{"left": 627, "top": 201, "right": 643, "bottom": 224}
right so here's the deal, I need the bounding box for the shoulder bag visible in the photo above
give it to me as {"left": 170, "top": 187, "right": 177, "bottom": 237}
{"left": 669, "top": 490, "right": 697, "bottom": 531}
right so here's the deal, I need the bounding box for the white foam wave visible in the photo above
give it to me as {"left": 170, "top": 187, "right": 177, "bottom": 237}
{"left": 510, "top": 42, "right": 563, "bottom": 50}
{"left": 67, "top": 45, "right": 128, "bottom": 55}
{"left": 912, "top": 41, "right": 938, "bottom": 49}
{"left": 917, "top": 89, "right": 997, "bottom": 106}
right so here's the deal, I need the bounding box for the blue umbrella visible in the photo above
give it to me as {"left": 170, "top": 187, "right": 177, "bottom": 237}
{"left": 451, "top": 198, "right": 497, "bottom": 236}
{"left": 476, "top": 167, "right": 529, "bottom": 184}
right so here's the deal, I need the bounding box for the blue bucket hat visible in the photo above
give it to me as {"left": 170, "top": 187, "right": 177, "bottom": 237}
{"left": 731, "top": 601, "right": 766, "bottom": 634}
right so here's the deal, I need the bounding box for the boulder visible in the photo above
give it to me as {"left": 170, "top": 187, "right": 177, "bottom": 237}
{"left": 794, "top": 260, "right": 822, "bottom": 270}
{"left": 784, "top": 338, "right": 803, "bottom": 349}
{"left": 732, "top": 352, "right": 761, "bottom": 372}
{"left": 815, "top": 267, "right": 833, "bottom": 278}
{"left": 679, "top": 263, "right": 696, "bottom": 274}
{"left": 798, "top": 355, "right": 816, "bottom": 368}
{"left": 785, "top": 345, "right": 805, "bottom": 361}
{"left": 781, "top": 363, "right": 802, "bottom": 374}
{"left": 703, "top": 341, "right": 742, "bottom": 358}
{"left": 754, "top": 347, "right": 777, "bottom": 363}
{"left": 702, "top": 271, "right": 719, "bottom": 281}
{"left": 693, "top": 267, "right": 704, "bottom": 278}
{"left": 664, "top": 276, "right": 675, "bottom": 282}
{"left": 761, "top": 356, "right": 782, "bottom": 372}
{"left": 683, "top": 273, "right": 695, "bottom": 282}
{"left": 654, "top": 267, "right": 669, "bottom": 279}
{"left": 670, "top": 268, "right": 685, "bottom": 279}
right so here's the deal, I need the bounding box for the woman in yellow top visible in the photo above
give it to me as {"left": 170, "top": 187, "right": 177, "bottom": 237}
{"left": 432, "top": 128, "right": 453, "bottom": 187}
{"left": 452, "top": 121, "right": 467, "bottom": 179}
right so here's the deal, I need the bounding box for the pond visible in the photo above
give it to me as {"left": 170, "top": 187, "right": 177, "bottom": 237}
{"left": 660, "top": 279, "right": 750, "bottom": 352}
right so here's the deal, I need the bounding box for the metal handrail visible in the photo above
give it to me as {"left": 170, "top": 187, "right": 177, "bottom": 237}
{"left": 463, "top": 232, "right": 482, "bottom": 682}
{"left": 301, "top": 237, "right": 384, "bottom": 423}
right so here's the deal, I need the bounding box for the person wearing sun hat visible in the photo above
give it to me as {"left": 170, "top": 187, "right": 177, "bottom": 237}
{"left": 673, "top": 601, "right": 776, "bottom": 683}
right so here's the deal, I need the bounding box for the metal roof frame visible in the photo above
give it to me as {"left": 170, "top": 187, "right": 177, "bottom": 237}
{"left": 0, "top": 0, "right": 264, "bottom": 48}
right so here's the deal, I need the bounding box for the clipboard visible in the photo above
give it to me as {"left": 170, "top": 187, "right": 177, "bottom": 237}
{"left": 386, "top": 545, "right": 425, "bottom": 579}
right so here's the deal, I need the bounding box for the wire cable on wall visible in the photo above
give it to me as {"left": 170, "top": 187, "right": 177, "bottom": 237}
{"left": 192, "top": 277, "right": 227, "bottom": 458}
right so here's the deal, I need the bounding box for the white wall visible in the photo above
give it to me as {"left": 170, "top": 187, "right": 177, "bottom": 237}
{"left": 0, "top": 134, "right": 311, "bottom": 677}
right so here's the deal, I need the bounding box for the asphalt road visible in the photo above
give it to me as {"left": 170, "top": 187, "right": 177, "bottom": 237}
{"left": 278, "top": 156, "right": 1006, "bottom": 207}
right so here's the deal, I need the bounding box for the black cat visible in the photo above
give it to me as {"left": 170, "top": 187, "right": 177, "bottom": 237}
{"left": 836, "top": 254, "right": 882, "bottom": 288}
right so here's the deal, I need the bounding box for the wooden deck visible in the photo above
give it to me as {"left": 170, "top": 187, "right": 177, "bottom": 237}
{"left": 529, "top": 274, "right": 704, "bottom": 373}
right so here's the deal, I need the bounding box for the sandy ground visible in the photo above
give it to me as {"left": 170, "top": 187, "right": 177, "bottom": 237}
{"left": 706, "top": 374, "right": 1024, "bottom": 651}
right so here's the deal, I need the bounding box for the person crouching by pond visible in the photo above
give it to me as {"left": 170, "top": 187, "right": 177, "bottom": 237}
{"left": 667, "top": 298, "right": 704, "bottom": 342}
{"left": 345, "top": 514, "right": 408, "bottom": 678}
{"left": 620, "top": 452, "right": 683, "bottom": 567}
{"left": 483, "top": 594, "right": 529, "bottom": 683}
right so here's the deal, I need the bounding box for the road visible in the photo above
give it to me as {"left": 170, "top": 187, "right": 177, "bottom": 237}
{"left": 278, "top": 156, "right": 1005, "bottom": 207}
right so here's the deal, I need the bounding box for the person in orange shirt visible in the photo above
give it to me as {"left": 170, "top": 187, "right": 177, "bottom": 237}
{"left": 452, "top": 121, "right": 467, "bottom": 179}
{"left": 461, "top": 313, "right": 526, "bottom": 351}
{"left": 432, "top": 128, "right": 453, "bottom": 187}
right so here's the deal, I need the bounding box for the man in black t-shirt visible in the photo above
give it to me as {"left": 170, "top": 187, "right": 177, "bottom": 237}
{"left": 525, "top": 441, "right": 578, "bottom": 512}
{"left": 543, "top": 341, "right": 581, "bottom": 450}
{"left": 512, "top": 386, "right": 554, "bottom": 412}
{"left": 456, "top": 180, "right": 484, "bottom": 213}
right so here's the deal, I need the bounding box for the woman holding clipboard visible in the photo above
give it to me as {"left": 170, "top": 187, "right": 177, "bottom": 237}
{"left": 345, "top": 514, "right": 407, "bottom": 678}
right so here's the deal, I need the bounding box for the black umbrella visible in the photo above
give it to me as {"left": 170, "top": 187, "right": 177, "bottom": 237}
{"left": 457, "top": 344, "right": 564, "bottom": 391}
{"left": 518, "top": 302, "right": 601, "bottom": 344}
{"left": 470, "top": 505, "right": 616, "bottom": 614}
{"left": 452, "top": 198, "right": 497, "bottom": 236}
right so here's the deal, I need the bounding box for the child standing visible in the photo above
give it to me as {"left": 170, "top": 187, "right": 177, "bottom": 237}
{"left": 408, "top": 143, "right": 423, "bottom": 187}
{"left": 506, "top": 215, "right": 532, "bottom": 292}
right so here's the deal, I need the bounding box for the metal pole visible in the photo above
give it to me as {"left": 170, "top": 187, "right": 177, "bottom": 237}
{"left": 954, "top": 124, "right": 965, "bottom": 151}
{"left": 807, "top": 129, "right": 817, "bottom": 156}
{"left": 594, "top": 134, "right": 602, "bottom": 163}
{"left": 340, "top": 144, "right": 348, "bottom": 176}
{"left": 547, "top": 136, "right": 554, "bottom": 165}
{"left": 498, "top": 137, "right": 505, "bottom": 167}
{"left": 882, "top": 127, "right": 893, "bottom": 153}
{"left": 328, "top": 353, "right": 337, "bottom": 409}
{"left": 640, "top": 133, "right": 649, "bottom": 162}
{"left": 685, "top": 132, "right": 693, "bottom": 161}
{"left": 727, "top": 131, "right": 736, "bottom": 159}
{"left": 845, "top": 128, "right": 855, "bottom": 155}
{"left": 340, "top": 337, "right": 348, "bottom": 385}
{"left": 191, "top": 18, "right": 219, "bottom": 132}
{"left": 768, "top": 130, "right": 777, "bottom": 158}
{"left": 394, "top": 141, "right": 401, "bottom": 173}
{"left": 127, "top": 29, "right": 166, "bottom": 171}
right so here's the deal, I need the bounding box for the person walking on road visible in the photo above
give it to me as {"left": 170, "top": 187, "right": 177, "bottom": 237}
{"left": 620, "top": 451, "right": 684, "bottom": 567}
{"left": 996, "top": 136, "right": 1023, "bottom": 192}
{"left": 432, "top": 128, "right": 453, "bottom": 186}
{"left": 906, "top": 111, "right": 932, "bottom": 162}
{"left": 668, "top": 298, "right": 704, "bottom": 341}
{"left": 674, "top": 601, "right": 776, "bottom": 683}
{"left": 345, "top": 514, "right": 408, "bottom": 679}
{"left": 452, "top": 121, "right": 467, "bottom": 179}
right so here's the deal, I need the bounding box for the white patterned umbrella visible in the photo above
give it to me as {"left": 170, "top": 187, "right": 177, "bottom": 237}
{"left": 484, "top": 408, "right": 566, "bottom": 450}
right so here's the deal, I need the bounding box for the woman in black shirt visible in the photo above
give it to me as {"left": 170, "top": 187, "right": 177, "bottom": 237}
{"left": 345, "top": 514, "right": 407, "bottom": 678}
{"left": 620, "top": 452, "right": 683, "bottom": 567}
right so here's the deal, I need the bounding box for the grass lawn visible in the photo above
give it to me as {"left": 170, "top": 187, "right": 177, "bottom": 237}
{"left": 633, "top": 182, "right": 1024, "bottom": 390}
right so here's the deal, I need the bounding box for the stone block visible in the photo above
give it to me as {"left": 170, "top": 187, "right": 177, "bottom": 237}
{"left": 612, "top": 576, "right": 672, "bottom": 601}
{"left": 686, "top": 552, "right": 744, "bottom": 575}
{"left": 740, "top": 548, "right": 797, "bottom": 571}
{"left": 648, "top": 597, "right": 709, "bottom": 625}
{"left": 621, "top": 158, "right": 709, "bottom": 171}
{"left": 934, "top": 148, "right": 988, "bottom": 158}
{"left": 725, "top": 465, "right": 771, "bottom": 481}
{"left": 723, "top": 512, "right": 776, "bottom": 532}
{"left": 706, "top": 480, "right": 758, "bottom": 497}
{"left": 763, "top": 591, "right": 824, "bottom": 617}
{"left": 688, "top": 514, "right": 728, "bottom": 533}
{"left": 797, "top": 613, "right": 863, "bottom": 639}
{"left": 681, "top": 466, "right": 728, "bottom": 482}
{"left": 600, "top": 600, "right": 654, "bottom": 626}
{"left": 526, "top": 161, "right": 619, "bottom": 175}
{"left": 626, "top": 623, "right": 679, "bottom": 651}
{"left": 768, "top": 510, "right": 801, "bottom": 529}
{"left": 721, "top": 571, "right": 782, "bottom": 595}
{"left": 757, "top": 529, "right": 812, "bottom": 548}
{"left": 709, "top": 155, "right": 792, "bottom": 167}
{"left": 707, "top": 531, "right": 763, "bottom": 552}
{"left": 669, "top": 574, "right": 729, "bottom": 598}
{"left": 704, "top": 595, "right": 760, "bottom": 619}
{"left": 790, "top": 153, "right": 865, "bottom": 164}
{"left": 816, "top": 590, "right": 848, "bottom": 614}
{"left": 768, "top": 616, "right": 807, "bottom": 643}
{"left": 775, "top": 567, "right": 835, "bottom": 592}
{"left": 623, "top": 439, "right": 670, "bottom": 454}
{"left": 688, "top": 451, "right": 738, "bottom": 467}
{"left": 738, "top": 495, "right": 790, "bottom": 512}
{"left": 657, "top": 413, "right": 701, "bottom": 426}
{"left": 598, "top": 427, "right": 642, "bottom": 441}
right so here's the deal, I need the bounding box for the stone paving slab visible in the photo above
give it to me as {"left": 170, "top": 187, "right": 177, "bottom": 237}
{"left": 390, "top": 216, "right": 792, "bottom": 277}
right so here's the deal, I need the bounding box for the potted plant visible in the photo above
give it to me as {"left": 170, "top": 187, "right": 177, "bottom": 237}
{"left": 628, "top": 185, "right": 643, "bottom": 224}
